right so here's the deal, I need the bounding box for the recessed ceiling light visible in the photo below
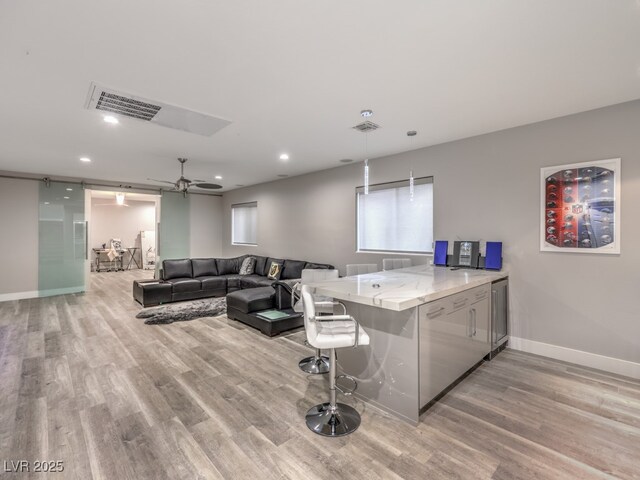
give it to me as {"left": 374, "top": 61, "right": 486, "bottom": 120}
{"left": 80, "top": 157, "right": 91, "bottom": 162}
{"left": 215, "top": 175, "right": 222, "bottom": 180}
{"left": 339, "top": 159, "right": 353, "bottom": 163}
{"left": 44, "top": 202, "right": 50, "bottom": 205}
{"left": 103, "top": 115, "right": 119, "bottom": 124}
{"left": 66, "top": 188, "right": 73, "bottom": 191}
{"left": 277, "top": 174, "right": 289, "bottom": 178}
{"left": 279, "top": 154, "right": 289, "bottom": 161}
{"left": 360, "top": 109, "right": 373, "bottom": 117}
{"left": 63, "top": 196, "right": 70, "bottom": 199}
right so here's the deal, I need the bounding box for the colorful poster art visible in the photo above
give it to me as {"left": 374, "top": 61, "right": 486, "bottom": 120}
{"left": 541, "top": 158, "right": 620, "bottom": 254}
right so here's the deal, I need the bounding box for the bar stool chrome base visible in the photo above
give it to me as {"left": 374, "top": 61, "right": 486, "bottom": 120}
{"left": 298, "top": 354, "right": 330, "bottom": 374}
{"left": 305, "top": 402, "right": 361, "bottom": 437}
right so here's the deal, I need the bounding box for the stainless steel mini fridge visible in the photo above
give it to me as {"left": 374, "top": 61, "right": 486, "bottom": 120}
{"left": 488, "top": 278, "right": 509, "bottom": 359}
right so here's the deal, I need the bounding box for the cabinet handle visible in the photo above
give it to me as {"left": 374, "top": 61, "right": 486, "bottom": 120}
{"left": 475, "top": 291, "right": 486, "bottom": 299}
{"left": 426, "top": 307, "right": 445, "bottom": 319}
{"left": 472, "top": 308, "right": 477, "bottom": 336}
{"left": 492, "top": 290, "right": 497, "bottom": 344}
{"left": 467, "top": 310, "right": 473, "bottom": 337}
{"left": 453, "top": 298, "right": 468, "bottom": 308}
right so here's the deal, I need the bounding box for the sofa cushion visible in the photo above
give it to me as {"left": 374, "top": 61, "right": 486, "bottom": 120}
{"left": 266, "top": 260, "right": 284, "bottom": 280}
{"left": 253, "top": 256, "right": 268, "bottom": 277}
{"left": 281, "top": 259, "right": 306, "bottom": 280}
{"left": 192, "top": 258, "right": 218, "bottom": 277}
{"left": 221, "top": 274, "right": 243, "bottom": 291}
{"left": 263, "top": 257, "right": 284, "bottom": 276}
{"left": 240, "top": 275, "right": 274, "bottom": 289}
{"left": 163, "top": 259, "right": 193, "bottom": 280}
{"left": 239, "top": 256, "right": 256, "bottom": 275}
{"left": 304, "top": 262, "right": 332, "bottom": 270}
{"left": 226, "top": 287, "right": 275, "bottom": 314}
{"left": 216, "top": 256, "right": 245, "bottom": 275}
{"left": 166, "top": 278, "right": 201, "bottom": 293}
{"left": 197, "top": 276, "right": 227, "bottom": 291}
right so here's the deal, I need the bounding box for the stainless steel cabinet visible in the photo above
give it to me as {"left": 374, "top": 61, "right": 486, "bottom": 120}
{"left": 419, "top": 284, "right": 491, "bottom": 408}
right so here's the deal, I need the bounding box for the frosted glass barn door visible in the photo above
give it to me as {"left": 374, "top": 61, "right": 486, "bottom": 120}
{"left": 38, "top": 182, "right": 86, "bottom": 296}
{"left": 158, "top": 191, "right": 190, "bottom": 266}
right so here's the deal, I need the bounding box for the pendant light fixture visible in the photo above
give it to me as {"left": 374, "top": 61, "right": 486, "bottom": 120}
{"left": 407, "top": 130, "right": 417, "bottom": 201}
{"left": 361, "top": 109, "right": 373, "bottom": 195}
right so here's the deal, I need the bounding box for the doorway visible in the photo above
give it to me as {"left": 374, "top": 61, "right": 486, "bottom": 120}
{"left": 87, "top": 190, "right": 159, "bottom": 289}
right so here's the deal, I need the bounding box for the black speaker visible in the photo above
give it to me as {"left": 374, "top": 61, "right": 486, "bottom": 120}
{"left": 485, "top": 242, "right": 503, "bottom": 271}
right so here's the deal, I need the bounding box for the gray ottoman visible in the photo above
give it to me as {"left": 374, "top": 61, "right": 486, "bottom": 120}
{"left": 226, "top": 287, "right": 302, "bottom": 336}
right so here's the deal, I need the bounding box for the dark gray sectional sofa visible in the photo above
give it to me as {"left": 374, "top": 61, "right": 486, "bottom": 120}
{"left": 133, "top": 255, "right": 333, "bottom": 335}
{"left": 155, "top": 255, "right": 332, "bottom": 303}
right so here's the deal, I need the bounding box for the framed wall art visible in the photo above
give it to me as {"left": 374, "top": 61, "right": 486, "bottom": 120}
{"left": 540, "top": 158, "right": 620, "bottom": 254}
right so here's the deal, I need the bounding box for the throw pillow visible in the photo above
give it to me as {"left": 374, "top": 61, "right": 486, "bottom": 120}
{"left": 267, "top": 261, "right": 283, "bottom": 280}
{"left": 239, "top": 256, "right": 256, "bottom": 276}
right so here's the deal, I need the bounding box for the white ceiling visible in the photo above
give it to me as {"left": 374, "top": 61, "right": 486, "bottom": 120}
{"left": 1, "top": 0, "right": 640, "bottom": 192}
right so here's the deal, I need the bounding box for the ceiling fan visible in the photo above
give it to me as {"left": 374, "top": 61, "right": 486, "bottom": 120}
{"left": 148, "top": 158, "right": 222, "bottom": 195}
{"left": 94, "top": 192, "right": 129, "bottom": 207}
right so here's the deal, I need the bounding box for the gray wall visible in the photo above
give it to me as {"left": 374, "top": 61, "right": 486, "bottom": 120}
{"left": 189, "top": 194, "right": 223, "bottom": 258}
{"left": 222, "top": 100, "right": 640, "bottom": 364}
{"left": 0, "top": 177, "right": 39, "bottom": 297}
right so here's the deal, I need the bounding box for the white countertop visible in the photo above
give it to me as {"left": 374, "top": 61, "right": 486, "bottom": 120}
{"left": 309, "top": 264, "right": 508, "bottom": 311}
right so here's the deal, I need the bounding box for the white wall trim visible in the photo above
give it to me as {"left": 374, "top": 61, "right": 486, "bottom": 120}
{"left": 509, "top": 336, "right": 640, "bottom": 380}
{"left": 0, "top": 290, "right": 41, "bottom": 302}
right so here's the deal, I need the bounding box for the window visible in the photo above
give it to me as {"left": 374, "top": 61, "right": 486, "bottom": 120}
{"left": 356, "top": 177, "right": 433, "bottom": 254}
{"left": 231, "top": 202, "right": 257, "bottom": 245}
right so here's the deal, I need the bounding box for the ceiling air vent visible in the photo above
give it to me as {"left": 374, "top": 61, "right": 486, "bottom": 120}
{"left": 85, "top": 82, "right": 232, "bottom": 136}
{"left": 352, "top": 121, "right": 380, "bottom": 132}
{"left": 95, "top": 91, "right": 161, "bottom": 121}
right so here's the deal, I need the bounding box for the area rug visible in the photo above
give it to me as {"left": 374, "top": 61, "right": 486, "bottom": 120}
{"left": 137, "top": 297, "right": 227, "bottom": 325}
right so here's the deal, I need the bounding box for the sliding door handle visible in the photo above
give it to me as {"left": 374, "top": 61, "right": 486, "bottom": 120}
{"left": 85, "top": 221, "right": 89, "bottom": 260}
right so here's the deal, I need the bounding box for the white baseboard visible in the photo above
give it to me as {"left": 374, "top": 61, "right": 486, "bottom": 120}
{"left": 509, "top": 336, "right": 640, "bottom": 380}
{"left": 0, "top": 290, "right": 40, "bottom": 302}
{"left": 0, "top": 287, "right": 84, "bottom": 303}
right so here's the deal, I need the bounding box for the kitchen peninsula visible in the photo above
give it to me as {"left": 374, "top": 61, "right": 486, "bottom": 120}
{"left": 308, "top": 265, "right": 509, "bottom": 425}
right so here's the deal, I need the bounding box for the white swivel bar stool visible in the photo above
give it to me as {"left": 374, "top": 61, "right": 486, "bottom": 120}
{"left": 292, "top": 269, "right": 340, "bottom": 375}
{"left": 345, "top": 264, "right": 378, "bottom": 276}
{"left": 301, "top": 285, "right": 370, "bottom": 437}
{"left": 382, "top": 258, "right": 412, "bottom": 271}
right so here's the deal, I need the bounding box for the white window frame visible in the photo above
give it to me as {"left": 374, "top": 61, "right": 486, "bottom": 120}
{"left": 356, "top": 177, "right": 434, "bottom": 255}
{"left": 231, "top": 201, "right": 258, "bottom": 246}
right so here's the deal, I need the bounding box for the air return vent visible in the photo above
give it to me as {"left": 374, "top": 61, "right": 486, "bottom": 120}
{"left": 95, "top": 92, "right": 161, "bottom": 121}
{"left": 352, "top": 120, "right": 380, "bottom": 132}
{"left": 85, "top": 82, "right": 232, "bottom": 136}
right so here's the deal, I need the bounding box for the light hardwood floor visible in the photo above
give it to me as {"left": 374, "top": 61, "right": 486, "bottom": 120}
{"left": 1, "top": 270, "right": 639, "bottom": 479}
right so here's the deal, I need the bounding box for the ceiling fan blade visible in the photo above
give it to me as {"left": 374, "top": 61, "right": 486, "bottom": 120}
{"left": 147, "top": 178, "right": 176, "bottom": 185}
{"left": 193, "top": 183, "right": 223, "bottom": 190}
